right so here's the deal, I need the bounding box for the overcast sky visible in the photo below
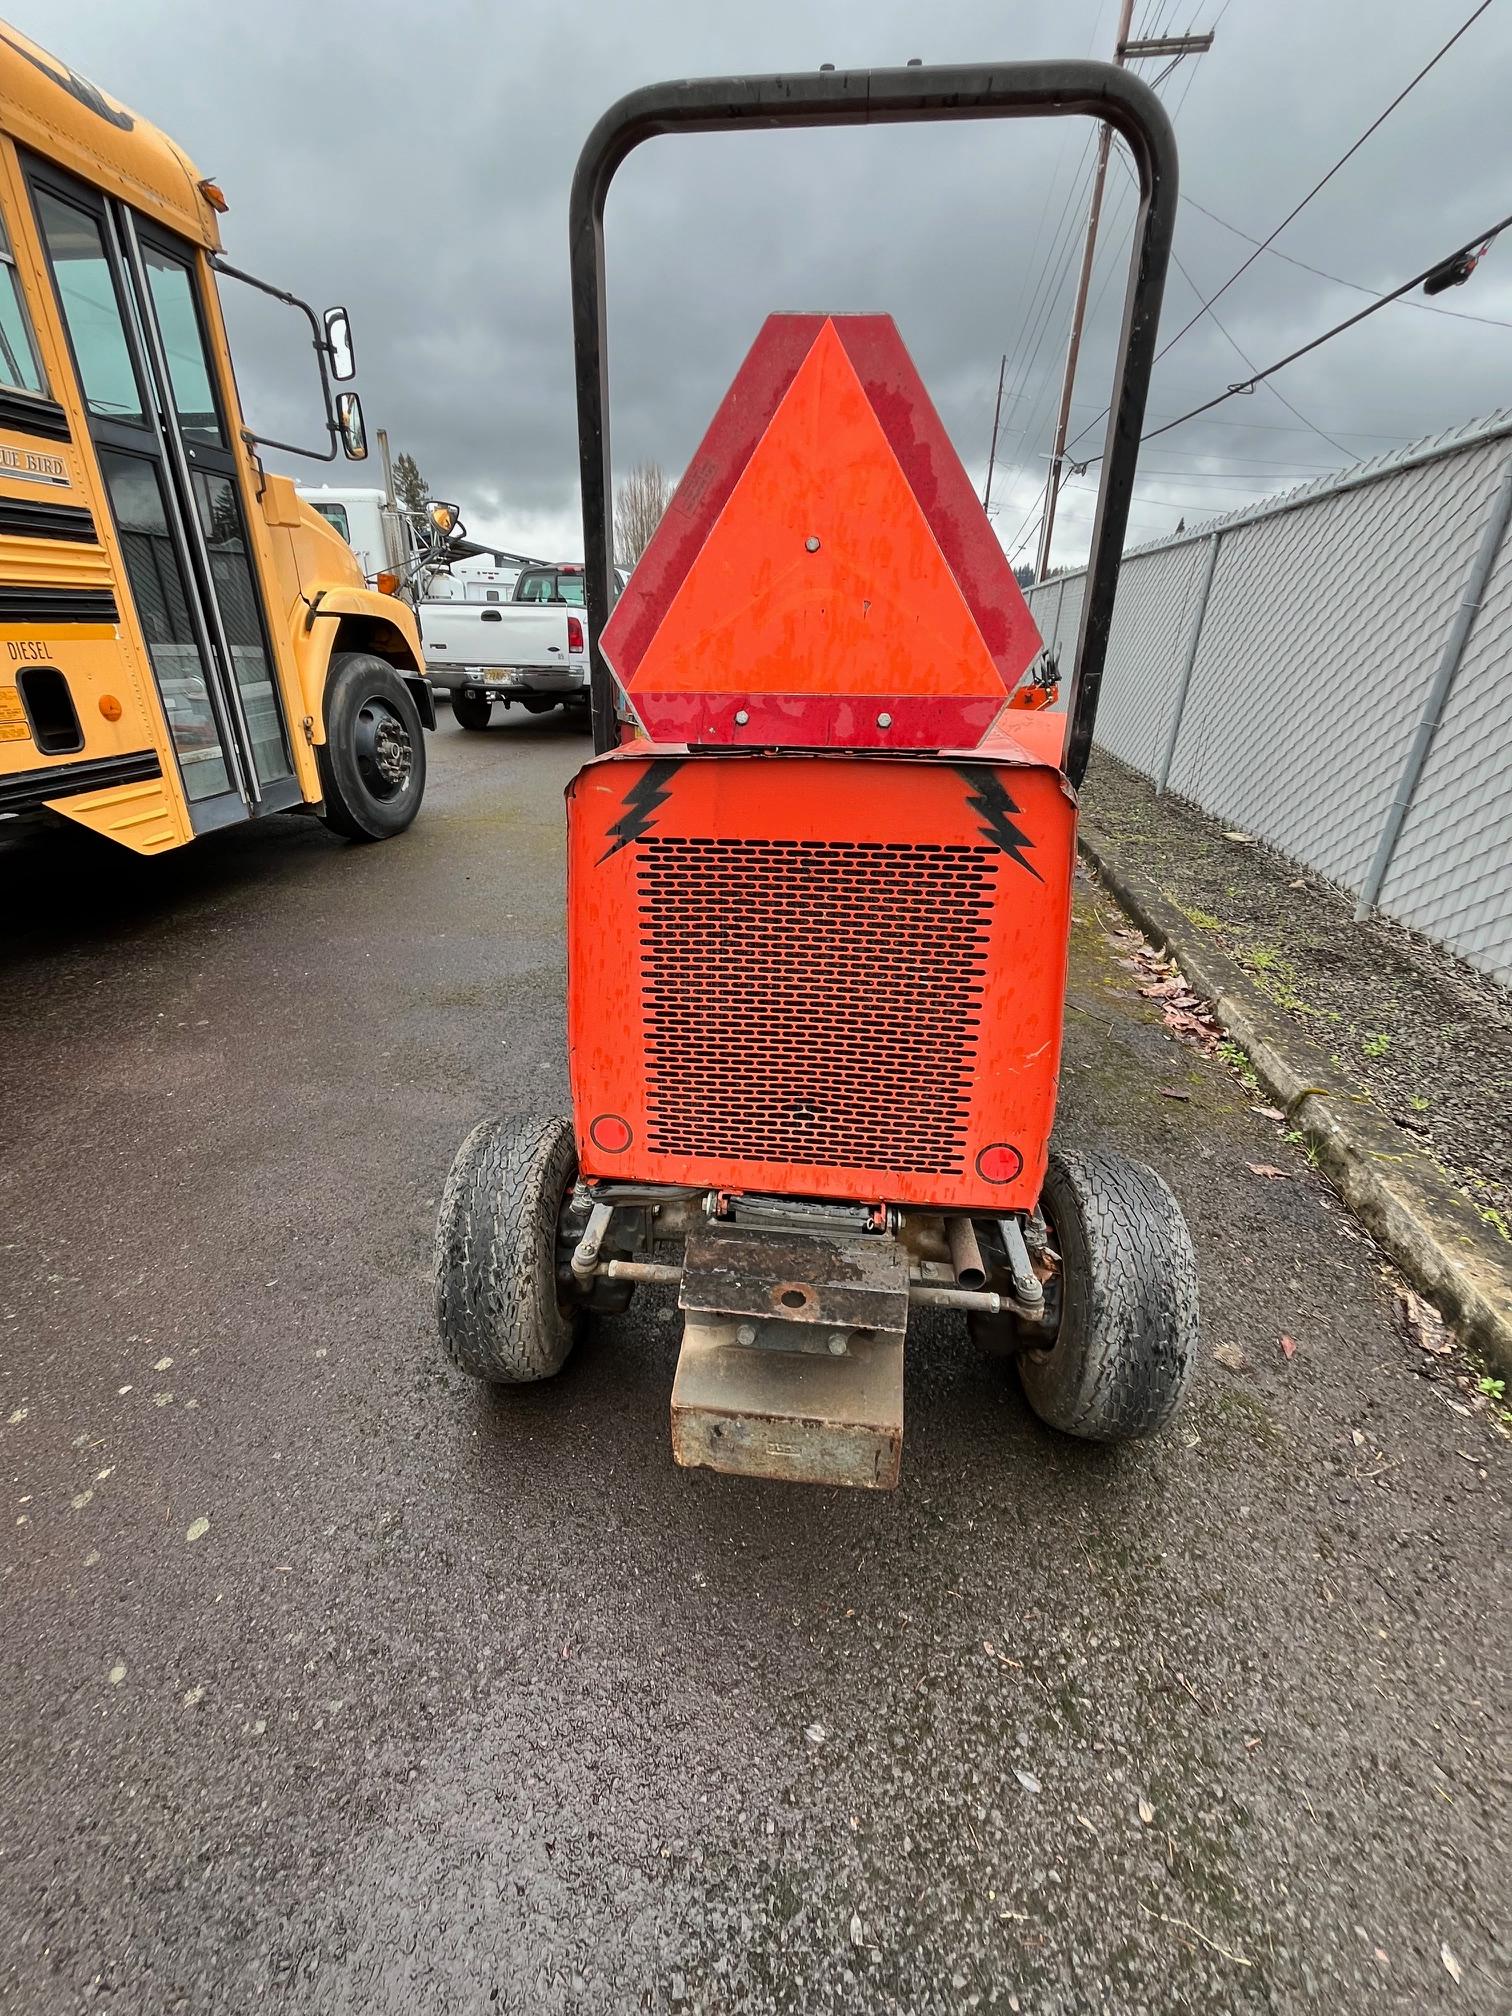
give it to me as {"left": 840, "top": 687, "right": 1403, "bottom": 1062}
{"left": 28, "top": 0, "right": 1512, "bottom": 570}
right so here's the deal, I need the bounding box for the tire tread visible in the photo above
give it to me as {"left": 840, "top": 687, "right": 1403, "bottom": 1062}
{"left": 434, "top": 1114, "right": 578, "bottom": 1384}
{"left": 1018, "top": 1146, "right": 1198, "bottom": 1442}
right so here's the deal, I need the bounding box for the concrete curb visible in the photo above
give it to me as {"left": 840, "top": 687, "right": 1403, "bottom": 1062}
{"left": 1079, "top": 824, "right": 1512, "bottom": 1378}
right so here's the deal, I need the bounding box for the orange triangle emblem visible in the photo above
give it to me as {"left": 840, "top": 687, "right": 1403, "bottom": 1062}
{"left": 603, "top": 313, "right": 1041, "bottom": 750}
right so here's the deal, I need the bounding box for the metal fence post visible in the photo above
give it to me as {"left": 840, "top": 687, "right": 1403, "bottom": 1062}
{"left": 1354, "top": 443, "right": 1512, "bottom": 919}
{"left": 1155, "top": 530, "right": 1220, "bottom": 794}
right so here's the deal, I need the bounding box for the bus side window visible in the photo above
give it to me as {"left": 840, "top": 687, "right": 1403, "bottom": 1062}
{"left": 0, "top": 211, "right": 47, "bottom": 396}
{"left": 34, "top": 190, "right": 146, "bottom": 425}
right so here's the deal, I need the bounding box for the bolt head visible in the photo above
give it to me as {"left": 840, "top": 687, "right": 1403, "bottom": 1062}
{"left": 828, "top": 1333, "right": 848, "bottom": 1355}
{"left": 736, "top": 1323, "right": 757, "bottom": 1346}
{"left": 876, "top": 712, "right": 893, "bottom": 729}
{"left": 734, "top": 708, "right": 749, "bottom": 725}
{"left": 805, "top": 535, "right": 821, "bottom": 553}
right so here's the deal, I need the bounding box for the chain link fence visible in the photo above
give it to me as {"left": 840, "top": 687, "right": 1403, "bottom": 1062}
{"left": 1027, "top": 411, "right": 1512, "bottom": 985}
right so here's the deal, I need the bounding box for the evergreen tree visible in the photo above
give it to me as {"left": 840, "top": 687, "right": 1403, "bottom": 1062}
{"left": 393, "top": 451, "right": 432, "bottom": 517}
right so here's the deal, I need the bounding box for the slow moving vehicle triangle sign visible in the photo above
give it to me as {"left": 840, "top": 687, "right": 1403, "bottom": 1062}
{"left": 601, "top": 313, "right": 1044, "bottom": 750}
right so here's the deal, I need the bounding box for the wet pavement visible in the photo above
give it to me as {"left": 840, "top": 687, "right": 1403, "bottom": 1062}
{"left": 2, "top": 713, "right": 1508, "bottom": 2015}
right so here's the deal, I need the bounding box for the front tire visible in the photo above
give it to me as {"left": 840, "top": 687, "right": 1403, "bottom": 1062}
{"left": 434, "top": 1114, "right": 580, "bottom": 1384}
{"left": 317, "top": 652, "right": 425, "bottom": 840}
{"left": 451, "top": 689, "right": 493, "bottom": 731}
{"left": 1016, "top": 1146, "right": 1198, "bottom": 1442}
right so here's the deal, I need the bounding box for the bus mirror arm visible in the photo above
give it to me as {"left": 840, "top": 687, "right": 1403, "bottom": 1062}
{"left": 209, "top": 253, "right": 353, "bottom": 463}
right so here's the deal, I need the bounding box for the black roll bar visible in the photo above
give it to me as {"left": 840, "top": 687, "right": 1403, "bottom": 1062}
{"left": 568, "top": 61, "right": 1177, "bottom": 782}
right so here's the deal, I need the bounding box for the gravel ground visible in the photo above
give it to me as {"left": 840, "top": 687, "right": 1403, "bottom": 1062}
{"left": 1082, "top": 750, "right": 1512, "bottom": 1239}
{"left": 2, "top": 715, "right": 1508, "bottom": 2014}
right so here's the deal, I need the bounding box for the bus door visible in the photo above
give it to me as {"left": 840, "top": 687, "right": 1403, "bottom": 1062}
{"left": 26, "top": 163, "right": 296, "bottom": 830}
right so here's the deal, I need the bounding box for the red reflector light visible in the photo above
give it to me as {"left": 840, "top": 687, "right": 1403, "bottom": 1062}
{"left": 589, "top": 1113, "right": 632, "bottom": 1153}
{"left": 974, "top": 1143, "right": 1024, "bottom": 1184}
{"left": 567, "top": 615, "right": 585, "bottom": 653}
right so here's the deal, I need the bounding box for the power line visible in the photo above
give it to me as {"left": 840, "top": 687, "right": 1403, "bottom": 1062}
{"left": 1178, "top": 190, "right": 1512, "bottom": 331}
{"left": 1135, "top": 410, "right": 1409, "bottom": 439}
{"left": 1151, "top": 0, "right": 1495, "bottom": 358}
{"left": 1001, "top": 17, "right": 1212, "bottom": 570}
{"left": 1113, "top": 152, "right": 1356, "bottom": 456}
{"left": 1001, "top": 139, "right": 1103, "bottom": 431}
{"left": 1066, "top": 0, "right": 1498, "bottom": 460}
{"left": 1078, "top": 206, "right": 1512, "bottom": 468}
{"left": 994, "top": 130, "right": 1101, "bottom": 462}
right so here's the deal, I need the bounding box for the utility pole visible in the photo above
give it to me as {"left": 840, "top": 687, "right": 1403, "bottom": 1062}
{"left": 982, "top": 353, "right": 1007, "bottom": 512}
{"left": 1034, "top": 8, "right": 1214, "bottom": 581}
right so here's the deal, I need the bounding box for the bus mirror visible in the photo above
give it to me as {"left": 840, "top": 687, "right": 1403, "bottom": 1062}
{"left": 323, "top": 306, "right": 356, "bottom": 381}
{"left": 336, "top": 392, "right": 368, "bottom": 460}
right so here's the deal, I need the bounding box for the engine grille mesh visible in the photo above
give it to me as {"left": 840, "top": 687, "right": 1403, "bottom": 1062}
{"left": 636, "top": 836, "right": 999, "bottom": 1173}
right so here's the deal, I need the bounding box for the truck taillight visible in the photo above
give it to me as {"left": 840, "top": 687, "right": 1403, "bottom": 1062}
{"left": 567, "top": 616, "right": 585, "bottom": 653}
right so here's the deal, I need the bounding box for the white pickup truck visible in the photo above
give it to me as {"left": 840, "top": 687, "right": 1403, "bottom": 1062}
{"left": 424, "top": 564, "right": 604, "bottom": 731}
{"left": 296, "top": 485, "right": 618, "bottom": 730}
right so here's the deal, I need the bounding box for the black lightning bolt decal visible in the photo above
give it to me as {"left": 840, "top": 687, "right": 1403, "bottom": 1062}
{"left": 597, "top": 758, "right": 684, "bottom": 862}
{"left": 954, "top": 766, "right": 1043, "bottom": 882}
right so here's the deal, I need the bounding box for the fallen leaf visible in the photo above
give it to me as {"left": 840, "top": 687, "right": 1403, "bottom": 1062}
{"left": 1213, "top": 1343, "right": 1248, "bottom": 1373}
{"left": 805, "top": 1723, "right": 826, "bottom": 1746}
{"left": 1246, "top": 1163, "right": 1290, "bottom": 1180}
{"left": 1396, "top": 1286, "right": 1453, "bottom": 1357}
{"left": 1280, "top": 1335, "right": 1297, "bottom": 1361}
{"left": 1138, "top": 1797, "right": 1154, "bottom": 1825}
{"left": 850, "top": 1912, "right": 864, "bottom": 1949}
{"left": 1252, "top": 1104, "right": 1284, "bottom": 1121}
{"left": 1158, "top": 1088, "right": 1191, "bottom": 1102}
{"left": 185, "top": 1517, "right": 209, "bottom": 1544}
{"left": 1013, "top": 1768, "right": 1041, "bottom": 1795}
{"left": 1140, "top": 977, "right": 1189, "bottom": 1000}
{"left": 1223, "top": 830, "right": 1254, "bottom": 844}
{"left": 1441, "top": 1942, "right": 1462, "bottom": 1985}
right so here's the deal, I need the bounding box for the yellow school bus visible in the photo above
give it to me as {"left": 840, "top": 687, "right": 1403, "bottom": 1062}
{"left": 0, "top": 23, "right": 432, "bottom": 851}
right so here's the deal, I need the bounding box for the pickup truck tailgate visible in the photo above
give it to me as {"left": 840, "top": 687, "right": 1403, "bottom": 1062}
{"left": 418, "top": 600, "right": 572, "bottom": 674}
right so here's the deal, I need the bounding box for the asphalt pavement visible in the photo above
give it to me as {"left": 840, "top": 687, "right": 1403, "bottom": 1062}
{"left": 3, "top": 711, "right": 1507, "bottom": 2015}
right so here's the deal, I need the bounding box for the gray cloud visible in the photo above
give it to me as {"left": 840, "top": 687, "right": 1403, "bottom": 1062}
{"left": 30, "top": 0, "right": 1512, "bottom": 567}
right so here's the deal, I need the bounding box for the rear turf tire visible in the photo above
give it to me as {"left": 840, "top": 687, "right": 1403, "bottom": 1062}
{"left": 451, "top": 689, "right": 493, "bottom": 731}
{"left": 317, "top": 652, "right": 426, "bottom": 840}
{"left": 1016, "top": 1146, "right": 1198, "bottom": 1442}
{"left": 434, "top": 1114, "right": 580, "bottom": 1384}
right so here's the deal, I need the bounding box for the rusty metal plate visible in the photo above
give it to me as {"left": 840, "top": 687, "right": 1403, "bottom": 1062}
{"left": 679, "top": 1223, "right": 909, "bottom": 1332}
{"left": 671, "top": 1315, "right": 904, "bottom": 1490}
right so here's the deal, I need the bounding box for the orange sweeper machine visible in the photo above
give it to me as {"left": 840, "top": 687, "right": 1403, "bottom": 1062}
{"left": 435, "top": 60, "right": 1199, "bottom": 1490}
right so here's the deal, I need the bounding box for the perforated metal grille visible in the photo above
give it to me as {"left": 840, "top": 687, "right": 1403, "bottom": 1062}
{"left": 637, "top": 837, "right": 999, "bottom": 1173}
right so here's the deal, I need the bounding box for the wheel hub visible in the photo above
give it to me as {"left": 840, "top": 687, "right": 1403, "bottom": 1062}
{"left": 371, "top": 715, "right": 412, "bottom": 787}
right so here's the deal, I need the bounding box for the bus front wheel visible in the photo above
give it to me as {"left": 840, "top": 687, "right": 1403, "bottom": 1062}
{"left": 317, "top": 653, "right": 427, "bottom": 841}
